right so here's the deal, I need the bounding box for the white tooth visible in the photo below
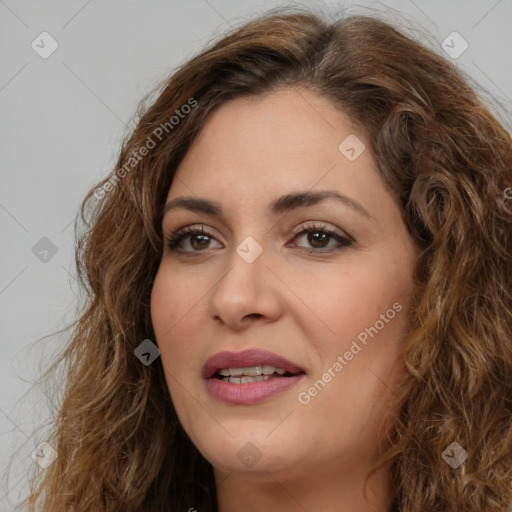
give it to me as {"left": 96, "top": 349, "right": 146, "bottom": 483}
{"left": 243, "top": 366, "right": 263, "bottom": 376}
{"left": 240, "top": 375, "right": 268, "bottom": 383}
{"left": 218, "top": 366, "right": 289, "bottom": 378}
{"left": 228, "top": 376, "right": 242, "bottom": 383}
{"left": 262, "top": 364, "right": 277, "bottom": 375}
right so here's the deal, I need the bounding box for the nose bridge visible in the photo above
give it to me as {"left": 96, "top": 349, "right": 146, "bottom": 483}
{"left": 208, "top": 234, "right": 280, "bottom": 327}
{"left": 215, "top": 235, "right": 267, "bottom": 302}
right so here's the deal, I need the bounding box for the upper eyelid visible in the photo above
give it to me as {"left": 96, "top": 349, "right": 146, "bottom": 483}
{"left": 167, "top": 221, "right": 344, "bottom": 236}
{"left": 165, "top": 222, "right": 351, "bottom": 246}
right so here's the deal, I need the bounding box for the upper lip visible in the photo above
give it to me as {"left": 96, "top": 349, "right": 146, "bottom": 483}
{"left": 202, "top": 349, "right": 305, "bottom": 379}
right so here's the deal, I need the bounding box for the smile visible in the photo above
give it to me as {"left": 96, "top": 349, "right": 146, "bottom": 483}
{"left": 216, "top": 365, "right": 294, "bottom": 383}
{"left": 203, "top": 349, "right": 306, "bottom": 405}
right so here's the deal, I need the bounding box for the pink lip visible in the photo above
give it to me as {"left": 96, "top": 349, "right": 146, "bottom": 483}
{"left": 203, "top": 349, "right": 306, "bottom": 405}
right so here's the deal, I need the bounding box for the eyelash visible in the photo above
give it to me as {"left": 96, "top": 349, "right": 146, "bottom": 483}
{"left": 164, "top": 222, "right": 353, "bottom": 256}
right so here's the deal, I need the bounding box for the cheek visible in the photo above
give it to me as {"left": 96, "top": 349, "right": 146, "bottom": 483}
{"left": 302, "top": 258, "right": 412, "bottom": 406}
{"left": 150, "top": 270, "right": 217, "bottom": 436}
{"left": 150, "top": 265, "right": 212, "bottom": 382}
{"left": 150, "top": 270, "right": 171, "bottom": 340}
{"left": 150, "top": 265, "right": 197, "bottom": 337}
{"left": 150, "top": 268, "right": 191, "bottom": 368}
{"left": 295, "top": 258, "right": 406, "bottom": 342}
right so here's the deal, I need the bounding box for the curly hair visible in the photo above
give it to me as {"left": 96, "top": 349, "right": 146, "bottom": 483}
{"left": 18, "top": 6, "right": 512, "bottom": 511}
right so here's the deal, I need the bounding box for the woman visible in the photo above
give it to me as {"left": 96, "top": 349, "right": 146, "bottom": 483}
{"left": 21, "top": 6, "right": 512, "bottom": 512}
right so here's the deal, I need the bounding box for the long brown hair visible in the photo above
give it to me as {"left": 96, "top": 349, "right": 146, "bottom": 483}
{"left": 18, "top": 6, "right": 512, "bottom": 511}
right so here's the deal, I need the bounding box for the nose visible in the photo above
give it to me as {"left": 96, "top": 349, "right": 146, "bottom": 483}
{"left": 208, "top": 243, "right": 283, "bottom": 331}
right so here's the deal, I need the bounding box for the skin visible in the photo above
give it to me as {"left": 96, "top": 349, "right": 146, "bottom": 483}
{"left": 150, "top": 87, "right": 420, "bottom": 512}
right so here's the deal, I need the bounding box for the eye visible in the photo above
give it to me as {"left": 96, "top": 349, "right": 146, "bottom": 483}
{"left": 287, "top": 222, "right": 353, "bottom": 253}
{"left": 164, "top": 222, "right": 352, "bottom": 255}
{"left": 165, "top": 224, "right": 221, "bottom": 253}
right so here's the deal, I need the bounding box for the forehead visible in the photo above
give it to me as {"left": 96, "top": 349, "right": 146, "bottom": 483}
{"left": 175, "top": 87, "right": 359, "bottom": 176}
{"left": 166, "top": 88, "right": 388, "bottom": 222}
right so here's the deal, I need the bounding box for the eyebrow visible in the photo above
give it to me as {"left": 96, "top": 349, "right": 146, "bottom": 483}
{"left": 162, "top": 190, "right": 372, "bottom": 220}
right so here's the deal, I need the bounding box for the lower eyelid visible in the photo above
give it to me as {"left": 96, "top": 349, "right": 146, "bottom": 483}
{"left": 166, "top": 225, "right": 352, "bottom": 253}
{"left": 290, "top": 231, "right": 351, "bottom": 249}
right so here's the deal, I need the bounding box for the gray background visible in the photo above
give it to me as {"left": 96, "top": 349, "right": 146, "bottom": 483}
{"left": 1, "top": 0, "right": 511, "bottom": 509}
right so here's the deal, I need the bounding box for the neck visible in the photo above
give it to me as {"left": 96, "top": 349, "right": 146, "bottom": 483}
{"left": 214, "top": 457, "right": 394, "bottom": 512}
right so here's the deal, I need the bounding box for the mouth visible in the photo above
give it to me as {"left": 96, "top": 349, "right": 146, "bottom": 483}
{"left": 214, "top": 364, "right": 299, "bottom": 383}
{"left": 202, "top": 349, "right": 306, "bottom": 405}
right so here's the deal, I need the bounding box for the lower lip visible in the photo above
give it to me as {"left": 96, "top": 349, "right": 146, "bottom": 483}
{"left": 206, "top": 374, "right": 305, "bottom": 405}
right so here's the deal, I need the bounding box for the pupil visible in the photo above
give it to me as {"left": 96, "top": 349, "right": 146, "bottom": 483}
{"left": 190, "top": 232, "right": 329, "bottom": 250}
{"left": 191, "top": 234, "right": 209, "bottom": 250}
{"left": 309, "top": 231, "right": 327, "bottom": 248}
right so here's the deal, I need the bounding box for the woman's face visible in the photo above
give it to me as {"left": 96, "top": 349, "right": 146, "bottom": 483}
{"left": 151, "top": 88, "right": 419, "bottom": 481}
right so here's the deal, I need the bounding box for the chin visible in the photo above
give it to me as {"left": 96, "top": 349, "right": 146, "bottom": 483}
{"left": 193, "top": 427, "right": 298, "bottom": 475}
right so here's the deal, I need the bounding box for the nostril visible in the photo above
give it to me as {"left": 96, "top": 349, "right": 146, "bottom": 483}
{"left": 245, "top": 313, "right": 262, "bottom": 320}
